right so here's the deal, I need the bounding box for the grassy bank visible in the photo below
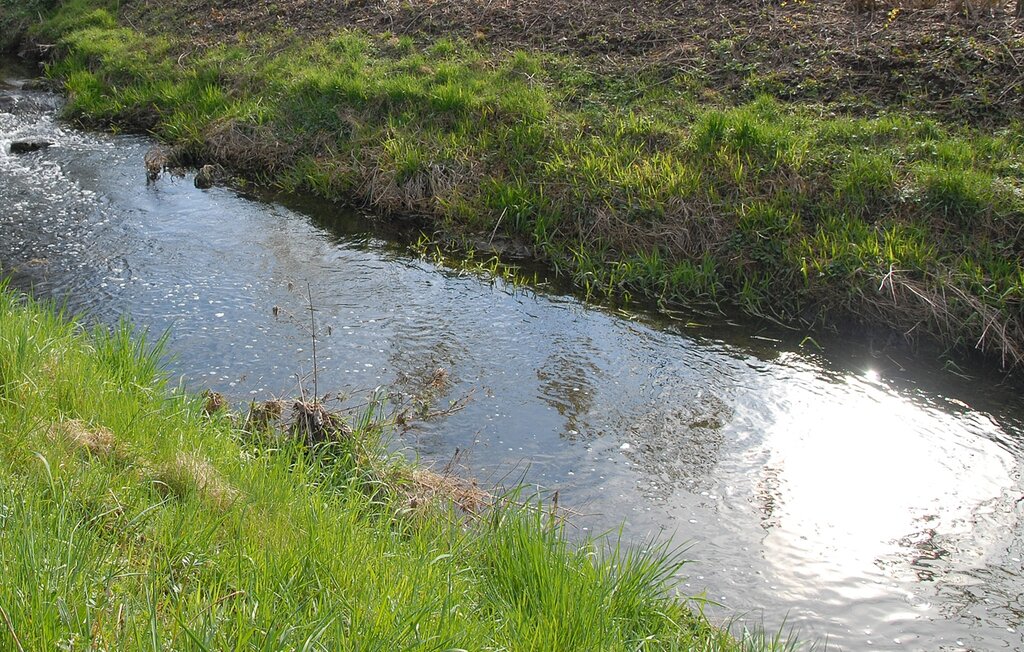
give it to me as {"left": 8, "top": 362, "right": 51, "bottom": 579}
{"left": 0, "top": 285, "right": 779, "bottom": 650}
{"left": 6, "top": 0, "right": 1024, "bottom": 368}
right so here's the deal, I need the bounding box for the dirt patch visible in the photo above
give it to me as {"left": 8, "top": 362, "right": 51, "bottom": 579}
{"left": 123, "top": 0, "right": 1024, "bottom": 123}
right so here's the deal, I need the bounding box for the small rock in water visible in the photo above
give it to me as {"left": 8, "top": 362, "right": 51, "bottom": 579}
{"left": 144, "top": 145, "right": 169, "bottom": 181}
{"left": 20, "top": 79, "right": 50, "bottom": 92}
{"left": 619, "top": 442, "right": 631, "bottom": 451}
{"left": 194, "top": 164, "right": 216, "bottom": 189}
{"left": 10, "top": 139, "right": 53, "bottom": 154}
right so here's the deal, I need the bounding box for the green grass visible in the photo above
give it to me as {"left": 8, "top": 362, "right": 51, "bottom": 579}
{"left": 0, "top": 286, "right": 794, "bottom": 650}
{"left": 9, "top": 1, "right": 1024, "bottom": 368}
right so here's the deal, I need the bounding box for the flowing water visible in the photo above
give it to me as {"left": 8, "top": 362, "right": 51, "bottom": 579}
{"left": 2, "top": 60, "right": 1023, "bottom": 651}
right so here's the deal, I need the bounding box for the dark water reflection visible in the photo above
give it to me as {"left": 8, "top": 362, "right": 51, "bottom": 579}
{"left": 2, "top": 61, "right": 1023, "bottom": 650}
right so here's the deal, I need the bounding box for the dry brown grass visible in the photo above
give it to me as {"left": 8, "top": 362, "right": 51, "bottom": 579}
{"left": 576, "top": 198, "right": 727, "bottom": 262}
{"left": 406, "top": 467, "right": 490, "bottom": 514}
{"left": 155, "top": 452, "right": 238, "bottom": 510}
{"left": 49, "top": 419, "right": 238, "bottom": 507}
{"left": 49, "top": 419, "right": 126, "bottom": 462}
{"left": 852, "top": 0, "right": 1005, "bottom": 12}
{"left": 244, "top": 399, "right": 286, "bottom": 431}
{"left": 864, "top": 268, "right": 1024, "bottom": 368}
{"left": 289, "top": 400, "right": 353, "bottom": 447}
{"left": 363, "top": 150, "right": 467, "bottom": 215}
{"left": 143, "top": 145, "right": 169, "bottom": 181}
{"left": 203, "top": 118, "right": 297, "bottom": 176}
{"left": 202, "top": 390, "right": 227, "bottom": 416}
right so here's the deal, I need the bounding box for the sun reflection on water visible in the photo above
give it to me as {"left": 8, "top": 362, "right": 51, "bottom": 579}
{"left": 754, "top": 366, "right": 1017, "bottom": 609}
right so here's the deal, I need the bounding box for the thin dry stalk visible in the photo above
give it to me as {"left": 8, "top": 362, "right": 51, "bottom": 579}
{"left": 0, "top": 604, "right": 25, "bottom": 652}
{"left": 306, "top": 282, "right": 319, "bottom": 402}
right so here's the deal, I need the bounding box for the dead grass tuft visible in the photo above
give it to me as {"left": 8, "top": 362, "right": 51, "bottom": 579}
{"left": 428, "top": 367, "right": 449, "bottom": 389}
{"left": 366, "top": 165, "right": 462, "bottom": 214}
{"left": 406, "top": 467, "right": 490, "bottom": 514}
{"left": 155, "top": 452, "right": 238, "bottom": 510}
{"left": 581, "top": 198, "right": 727, "bottom": 262}
{"left": 49, "top": 419, "right": 125, "bottom": 462}
{"left": 203, "top": 119, "right": 297, "bottom": 176}
{"left": 144, "top": 145, "right": 171, "bottom": 181}
{"left": 864, "top": 268, "right": 1024, "bottom": 368}
{"left": 202, "top": 390, "right": 227, "bottom": 416}
{"left": 245, "top": 399, "right": 286, "bottom": 432}
{"left": 362, "top": 145, "right": 468, "bottom": 215}
{"left": 290, "top": 400, "right": 353, "bottom": 446}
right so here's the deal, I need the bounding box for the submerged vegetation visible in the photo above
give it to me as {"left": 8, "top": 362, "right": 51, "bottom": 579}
{"left": 3, "top": 0, "right": 1023, "bottom": 370}
{"left": 0, "top": 286, "right": 789, "bottom": 650}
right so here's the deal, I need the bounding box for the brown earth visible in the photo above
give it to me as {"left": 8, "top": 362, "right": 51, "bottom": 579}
{"left": 123, "top": 0, "right": 1024, "bottom": 123}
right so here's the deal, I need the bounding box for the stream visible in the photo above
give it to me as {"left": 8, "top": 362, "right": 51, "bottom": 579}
{"left": 2, "top": 60, "right": 1023, "bottom": 651}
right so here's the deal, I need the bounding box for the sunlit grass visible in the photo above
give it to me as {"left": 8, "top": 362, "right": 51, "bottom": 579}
{"left": 0, "top": 286, "right": 774, "bottom": 650}
{"left": 25, "top": 2, "right": 1024, "bottom": 366}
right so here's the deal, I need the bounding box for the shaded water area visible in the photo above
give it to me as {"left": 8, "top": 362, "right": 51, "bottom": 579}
{"left": 2, "top": 60, "right": 1024, "bottom": 650}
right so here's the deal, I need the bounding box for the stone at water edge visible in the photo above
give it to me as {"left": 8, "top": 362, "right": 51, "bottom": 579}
{"left": 194, "top": 164, "right": 216, "bottom": 189}
{"left": 20, "top": 79, "right": 51, "bottom": 92}
{"left": 10, "top": 140, "right": 53, "bottom": 154}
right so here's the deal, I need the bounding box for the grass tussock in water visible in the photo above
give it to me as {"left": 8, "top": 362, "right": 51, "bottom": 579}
{"left": 8, "top": 0, "right": 1024, "bottom": 369}
{"left": 0, "top": 286, "right": 789, "bottom": 651}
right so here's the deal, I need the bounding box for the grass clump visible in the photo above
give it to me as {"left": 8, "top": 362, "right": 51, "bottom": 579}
{"left": 0, "top": 285, "right": 767, "bottom": 650}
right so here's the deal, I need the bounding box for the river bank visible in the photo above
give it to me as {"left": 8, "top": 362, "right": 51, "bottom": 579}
{"left": 0, "top": 285, "right": 769, "bottom": 650}
{"left": 2, "top": 0, "right": 1023, "bottom": 372}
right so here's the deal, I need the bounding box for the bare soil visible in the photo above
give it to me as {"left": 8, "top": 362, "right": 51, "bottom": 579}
{"left": 124, "top": 0, "right": 1024, "bottom": 123}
